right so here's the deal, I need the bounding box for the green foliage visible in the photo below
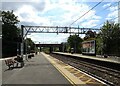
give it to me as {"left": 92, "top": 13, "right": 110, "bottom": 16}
{"left": 2, "top": 11, "right": 20, "bottom": 41}
{"left": 24, "top": 38, "right": 35, "bottom": 53}
{"left": 67, "top": 35, "right": 83, "bottom": 53}
{"left": 2, "top": 10, "right": 20, "bottom": 57}
{"left": 96, "top": 21, "right": 120, "bottom": 56}
{"left": 42, "top": 47, "right": 50, "bottom": 54}
{"left": 61, "top": 42, "right": 69, "bottom": 52}
{"left": 96, "top": 34, "right": 103, "bottom": 55}
{"left": 84, "top": 30, "right": 96, "bottom": 40}
{"left": 2, "top": 10, "right": 19, "bottom": 25}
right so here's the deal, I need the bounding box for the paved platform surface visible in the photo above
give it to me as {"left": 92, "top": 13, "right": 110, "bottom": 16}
{"left": 1, "top": 52, "right": 106, "bottom": 86}
{"left": 2, "top": 53, "right": 71, "bottom": 85}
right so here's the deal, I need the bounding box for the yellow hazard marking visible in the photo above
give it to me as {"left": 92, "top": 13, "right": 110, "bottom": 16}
{"left": 85, "top": 78, "right": 92, "bottom": 83}
{"left": 41, "top": 52, "right": 105, "bottom": 86}
{"left": 78, "top": 75, "right": 85, "bottom": 78}
{"left": 41, "top": 53, "right": 77, "bottom": 86}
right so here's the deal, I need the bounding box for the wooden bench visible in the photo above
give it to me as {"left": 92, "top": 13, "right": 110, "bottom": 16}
{"left": 5, "top": 56, "right": 25, "bottom": 70}
{"left": 5, "top": 59, "right": 16, "bottom": 69}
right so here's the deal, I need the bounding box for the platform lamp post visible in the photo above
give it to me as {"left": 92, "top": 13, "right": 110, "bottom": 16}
{"left": 118, "top": 1, "right": 120, "bottom": 25}
{"left": 34, "top": 41, "right": 38, "bottom": 55}
{"left": 34, "top": 43, "right": 36, "bottom": 55}
{"left": 78, "top": 25, "right": 79, "bottom": 36}
{"left": 25, "top": 38, "right": 28, "bottom": 61}
{"left": 34, "top": 41, "right": 40, "bottom": 54}
{"left": 17, "top": 35, "right": 21, "bottom": 56}
{"left": 39, "top": 42, "right": 41, "bottom": 53}
{"left": 37, "top": 42, "right": 41, "bottom": 54}
{"left": 21, "top": 25, "right": 24, "bottom": 58}
{"left": 38, "top": 47, "right": 40, "bottom": 54}
{"left": 28, "top": 45, "right": 31, "bottom": 54}
{"left": 25, "top": 33, "right": 31, "bottom": 61}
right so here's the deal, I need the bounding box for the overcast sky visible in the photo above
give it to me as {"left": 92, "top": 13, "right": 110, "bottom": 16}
{"left": 1, "top": 0, "right": 119, "bottom": 44}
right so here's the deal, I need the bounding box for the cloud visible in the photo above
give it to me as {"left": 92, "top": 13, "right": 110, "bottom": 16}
{"left": 2, "top": 0, "right": 103, "bottom": 43}
{"left": 102, "top": 3, "right": 111, "bottom": 8}
{"left": 109, "top": 5, "right": 118, "bottom": 11}
{"left": 106, "top": 5, "right": 118, "bottom": 23}
{"left": 1, "top": 0, "right": 119, "bottom": 2}
{"left": 2, "top": 1, "right": 46, "bottom": 13}
{"left": 46, "top": 1, "right": 101, "bottom": 27}
{"left": 27, "top": 33, "right": 70, "bottom": 44}
{"left": 107, "top": 10, "right": 118, "bottom": 18}
{"left": 81, "top": 19, "right": 100, "bottom": 28}
{"left": 14, "top": 4, "right": 52, "bottom": 26}
{"left": 2, "top": 0, "right": 101, "bottom": 26}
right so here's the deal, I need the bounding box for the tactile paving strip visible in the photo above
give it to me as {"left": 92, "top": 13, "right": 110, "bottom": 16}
{"left": 42, "top": 53, "right": 105, "bottom": 86}
{"left": 53, "top": 57, "right": 104, "bottom": 85}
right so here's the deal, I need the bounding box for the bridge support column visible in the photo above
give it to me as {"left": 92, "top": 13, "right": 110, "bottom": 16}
{"left": 40, "top": 47, "right": 42, "bottom": 52}
{"left": 59, "top": 47, "right": 62, "bottom": 52}
{"left": 50, "top": 47, "right": 53, "bottom": 53}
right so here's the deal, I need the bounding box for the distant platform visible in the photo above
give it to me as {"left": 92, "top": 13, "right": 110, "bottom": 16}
{"left": 53, "top": 52, "right": 120, "bottom": 64}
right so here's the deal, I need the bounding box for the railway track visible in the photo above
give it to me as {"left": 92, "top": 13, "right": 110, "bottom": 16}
{"left": 50, "top": 53, "right": 120, "bottom": 86}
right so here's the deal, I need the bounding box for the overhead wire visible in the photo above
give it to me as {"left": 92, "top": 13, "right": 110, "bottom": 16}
{"left": 92, "top": 7, "right": 120, "bottom": 28}
{"left": 76, "top": 2, "right": 117, "bottom": 28}
{"left": 69, "top": 0, "right": 104, "bottom": 27}
{"left": 94, "top": 17, "right": 119, "bottom": 29}
{"left": 97, "top": 2, "right": 118, "bottom": 15}
{"left": 73, "top": 2, "right": 117, "bottom": 31}
{"left": 80, "top": 2, "right": 117, "bottom": 28}
{"left": 76, "top": 2, "right": 118, "bottom": 30}
{"left": 69, "top": 1, "right": 118, "bottom": 31}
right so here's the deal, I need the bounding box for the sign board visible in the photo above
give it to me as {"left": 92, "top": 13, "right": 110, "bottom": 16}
{"left": 82, "top": 40, "right": 96, "bottom": 55}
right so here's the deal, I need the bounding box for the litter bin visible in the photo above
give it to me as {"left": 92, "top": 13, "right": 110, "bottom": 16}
{"left": 28, "top": 55, "right": 32, "bottom": 59}
{"left": 104, "top": 54, "right": 108, "bottom": 58}
{"left": 71, "top": 48, "right": 74, "bottom": 54}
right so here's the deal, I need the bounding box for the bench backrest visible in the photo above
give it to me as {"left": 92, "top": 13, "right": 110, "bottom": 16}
{"left": 5, "top": 59, "right": 15, "bottom": 65}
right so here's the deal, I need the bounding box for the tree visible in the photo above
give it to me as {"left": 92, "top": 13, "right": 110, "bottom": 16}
{"left": 24, "top": 38, "right": 35, "bottom": 54}
{"left": 96, "top": 33, "right": 103, "bottom": 55}
{"left": 2, "top": 10, "right": 20, "bottom": 57}
{"left": 61, "top": 42, "right": 69, "bottom": 52}
{"left": 2, "top": 10, "right": 19, "bottom": 25}
{"left": 97, "top": 21, "right": 120, "bottom": 56}
{"left": 67, "top": 35, "right": 83, "bottom": 53}
{"left": 84, "top": 30, "right": 96, "bottom": 40}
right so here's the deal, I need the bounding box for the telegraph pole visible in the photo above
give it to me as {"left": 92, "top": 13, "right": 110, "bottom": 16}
{"left": 118, "top": 1, "right": 120, "bottom": 25}
{"left": 25, "top": 37, "right": 28, "bottom": 61}
{"left": 21, "top": 25, "right": 24, "bottom": 58}
{"left": 78, "top": 25, "right": 79, "bottom": 36}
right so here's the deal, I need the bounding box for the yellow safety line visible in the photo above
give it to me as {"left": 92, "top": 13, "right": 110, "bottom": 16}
{"left": 52, "top": 63, "right": 77, "bottom": 86}
{"left": 78, "top": 75, "right": 85, "bottom": 78}
{"left": 41, "top": 53, "right": 77, "bottom": 86}
{"left": 73, "top": 71, "right": 80, "bottom": 74}
{"left": 85, "top": 79, "right": 92, "bottom": 83}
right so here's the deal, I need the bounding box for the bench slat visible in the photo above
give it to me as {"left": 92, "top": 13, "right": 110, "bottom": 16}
{"left": 5, "top": 59, "right": 15, "bottom": 68}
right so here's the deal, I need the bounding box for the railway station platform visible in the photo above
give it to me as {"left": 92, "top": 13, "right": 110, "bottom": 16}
{"left": 53, "top": 52, "right": 120, "bottom": 64}
{"left": 1, "top": 52, "right": 105, "bottom": 86}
